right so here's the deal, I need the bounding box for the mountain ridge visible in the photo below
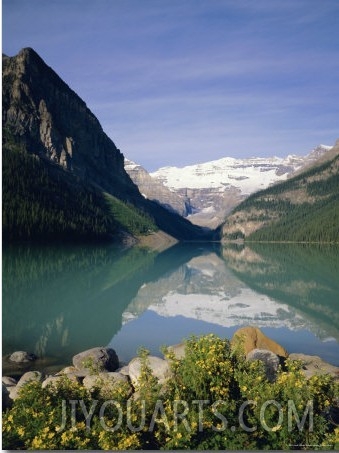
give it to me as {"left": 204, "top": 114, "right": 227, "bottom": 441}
{"left": 2, "top": 48, "right": 210, "bottom": 243}
{"left": 222, "top": 139, "right": 339, "bottom": 242}
{"left": 129, "top": 144, "right": 333, "bottom": 228}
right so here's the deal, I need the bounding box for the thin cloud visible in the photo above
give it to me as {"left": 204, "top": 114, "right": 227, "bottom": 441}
{"left": 3, "top": 0, "right": 338, "bottom": 170}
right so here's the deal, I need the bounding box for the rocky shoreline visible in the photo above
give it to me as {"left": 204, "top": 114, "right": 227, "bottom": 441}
{"left": 3, "top": 326, "right": 339, "bottom": 410}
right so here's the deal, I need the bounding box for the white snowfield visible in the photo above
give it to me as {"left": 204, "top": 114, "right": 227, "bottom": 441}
{"left": 150, "top": 145, "right": 332, "bottom": 195}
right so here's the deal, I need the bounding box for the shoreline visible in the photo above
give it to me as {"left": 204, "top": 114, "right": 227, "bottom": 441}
{"left": 3, "top": 328, "right": 339, "bottom": 384}
{"left": 3, "top": 329, "right": 339, "bottom": 450}
{"left": 136, "top": 230, "right": 178, "bottom": 252}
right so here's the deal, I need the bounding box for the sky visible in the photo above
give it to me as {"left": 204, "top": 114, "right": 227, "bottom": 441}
{"left": 2, "top": 0, "right": 339, "bottom": 171}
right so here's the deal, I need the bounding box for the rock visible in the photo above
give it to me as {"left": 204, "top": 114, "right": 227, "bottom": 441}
{"left": 167, "top": 343, "right": 186, "bottom": 360}
{"left": 231, "top": 326, "right": 288, "bottom": 358}
{"left": 42, "top": 374, "right": 79, "bottom": 389}
{"left": 58, "top": 366, "right": 78, "bottom": 375}
{"left": 72, "top": 347, "right": 119, "bottom": 373}
{"left": 8, "top": 386, "right": 20, "bottom": 400}
{"left": 128, "top": 356, "right": 171, "bottom": 387}
{"left": 2, "top": 384, "right": 12, "bottom": 409}
{"left": 2, "top": 376, "right": 17, "bottom": 387}
{"left": 55, "top": 366, "right": 89, "bottom": 378}
{"left": 9, "top": 351, "right": 37, "bottom": 363}
{"left": 17, "top": 371, "right": 44, "bottom": 388}
{"left": 117, "top": 365, "right": 130, "bottom": 376}
{"left": 246, "top": 349, "right": 280, "bottom": 382}
{"left": 2, "top": 48, "right": 142, "bottom": 207}
{"left": 83, "top": 372, "right": 131, "bottom": 398}
{"left": 6, "top": 371, "right": 44, "bottom": 401}
{"left": 125, "top": 159, "right": 188, "bottom": 217}
{"left": 289, "top": 353, "right": 339, "bottom": 380}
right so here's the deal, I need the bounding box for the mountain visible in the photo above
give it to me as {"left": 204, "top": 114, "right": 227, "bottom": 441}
{"left": 124, "top": 158, "right": 189, "bottom": 216}
{"left": 149, "top": 145, "right": 333, "bottom": 228}
{"left": 222, "top": 139, "right": 339, "bottom": 242}
{"left": 2, "top": 48, "right": 210, "bottom": 243}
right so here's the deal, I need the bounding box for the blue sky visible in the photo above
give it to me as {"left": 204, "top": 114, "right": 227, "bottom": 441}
{"left": 3, "top": 0, "right": 339, "bottom": 170}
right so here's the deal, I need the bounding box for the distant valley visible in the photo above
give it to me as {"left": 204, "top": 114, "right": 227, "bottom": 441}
{"left": 125, "top": 144, "right": 333, "bottom": 229}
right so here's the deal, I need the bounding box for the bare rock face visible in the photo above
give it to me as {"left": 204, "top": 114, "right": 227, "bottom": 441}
{"left": 2, "top": 48, "right": 138, "bottom": 198}
{"left": 231, "top": 326, "right": 288, "bottom": 358}
{"left": 125, "top": 159, "right": 189, "bottom": 216}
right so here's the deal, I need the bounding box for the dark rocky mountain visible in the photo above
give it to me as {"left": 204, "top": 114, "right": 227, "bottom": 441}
{"left": 3, "top": 48, "right": 133, "bottom": 197}
{"left": 2, "top": 48, "right": 211, "bottom": 242}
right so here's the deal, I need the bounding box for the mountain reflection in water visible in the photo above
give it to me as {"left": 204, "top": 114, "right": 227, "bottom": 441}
{"left": 3, "top": 242, "right": 338, "bottom": 371}
{"left": 109, "top": 243, "right": 339, "bottom": 365}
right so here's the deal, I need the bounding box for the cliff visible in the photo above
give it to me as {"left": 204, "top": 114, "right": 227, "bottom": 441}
{"left": 2, "top": 48, "right": 138, "bottom": 199}
{"left": 124, "top": 159, "right": 189, "bottom": 216}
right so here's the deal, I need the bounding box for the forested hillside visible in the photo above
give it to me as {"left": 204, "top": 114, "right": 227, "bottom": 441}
{"left": 222, "top": 141, "right": 339, "bottom": 243}
{"left": 2, "top": 139, "right": 157, "bottom": 242}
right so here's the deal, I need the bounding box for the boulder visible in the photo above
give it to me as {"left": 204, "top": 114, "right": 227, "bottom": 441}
{"left": 55, "top": 366, "right": 89, "bottom": 378}
{"left": 2, "top": 384, "right": 12, "bottom": 409}
{"left": 246, "top": 349, "right": 280, "bottom": 382}
{"left": 117, "top": 365, "right": 130, "bottom": 376}
{"left": 128, "top": 356, "right": 171, "bottom": 387}
{"left": 17, "top": 371, "right": 44, "bottom": 388}
{"left": 7, "top": 371, "right": 44, "bottom": 400}
{"left": 42, "top": 374, "right": 79, "bottom": 389}
{"left": 167, "top": 343, "right": 186, "bottom": 360}
{"left": 231, "top": 326, "right": 288, "bottom": 358}
{"left": 2, "top": 376, "right": 17, "bottom": 387}
{"left": 58, "top": 366, "right": 78, "bottom": 375}
{"left": 8, "top": 386, "right": 22, "bottom": 400}
{"left": 83, "top": 372, "right": 131, "bottom": 398}
{"left": 72, "top": 347, "right": 119, "bottom": 373}
{"left": 9, "top": 351, "right": 37, "bottom": 363}
{"left": 289, "top": 353, "right": 339, "bottom": 380}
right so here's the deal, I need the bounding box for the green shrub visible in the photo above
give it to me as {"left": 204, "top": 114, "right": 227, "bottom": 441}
{"left": 3, "top": 335, "right": 339, "bottom": 450}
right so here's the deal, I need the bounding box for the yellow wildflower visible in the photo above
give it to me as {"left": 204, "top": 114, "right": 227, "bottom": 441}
{"left": 17, "top": 427, "right": 25, "bottom": 436}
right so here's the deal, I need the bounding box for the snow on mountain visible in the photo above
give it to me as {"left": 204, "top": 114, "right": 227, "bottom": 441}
{"left": 124, "top": 145, "right": 333, "bottom": 229}
{"left": 148, "top": 145, "right": 333, "bottom": 228}
{"left": 150, "top": 145, "right": 332, "bottom": 195}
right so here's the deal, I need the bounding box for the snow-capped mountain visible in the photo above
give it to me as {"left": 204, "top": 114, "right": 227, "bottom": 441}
{"left": 149, "top": 145, "right": 333, "bottom": 228}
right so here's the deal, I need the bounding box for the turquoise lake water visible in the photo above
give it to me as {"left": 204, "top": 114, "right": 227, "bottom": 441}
{"left": 3, "top": 242, "right": 338, "bottom": 374}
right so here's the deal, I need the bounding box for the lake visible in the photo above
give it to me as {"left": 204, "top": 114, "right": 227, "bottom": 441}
{"left": 2, "top": 242, "right": 339, "bottom": 375}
